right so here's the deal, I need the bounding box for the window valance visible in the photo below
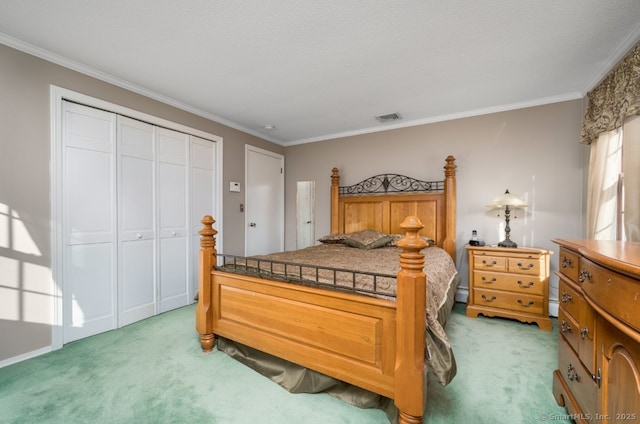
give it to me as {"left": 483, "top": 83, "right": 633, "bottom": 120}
{"left": 581, "top": 41, "right": 640, "bottom": 144}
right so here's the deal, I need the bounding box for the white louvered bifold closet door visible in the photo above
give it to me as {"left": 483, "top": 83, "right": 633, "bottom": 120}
{"left": 61, "top": 101, "right": 217, "bottom": 342}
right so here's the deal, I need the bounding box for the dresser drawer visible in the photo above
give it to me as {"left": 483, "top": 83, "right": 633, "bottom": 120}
{"left": 473, "top": 288, "right": 544, "bottom": 315}
{"left": 558, "top": 247, "right": 580, "bottom": 282}
{"left": 558, "top": 337, "right": 598, "bottom": 420}
{"left": 558, "top": 277, "right": 580, "bottom": 320}
{"left": 581, "top": 257, "right": 640, "bottom": 332}
{"left": 473, "top": 255, "right": 507, "bottom": 272}
{"left": 507, "top": 257, "right": 542, "bottom": 276}
{"left": 558, "top": 307, "right": 579, "bottom": 353}
{"left": 473, "top": 271, "right": 544, "bottom": 295}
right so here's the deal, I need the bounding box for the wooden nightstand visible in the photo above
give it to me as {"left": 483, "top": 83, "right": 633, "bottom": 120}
{"left": 466, "top": 244, "right": 552, "bottom": 331}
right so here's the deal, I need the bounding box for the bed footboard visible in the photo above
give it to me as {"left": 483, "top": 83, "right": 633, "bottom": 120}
{"left": 196, "top": 215, "right": 428, "bottom": 424}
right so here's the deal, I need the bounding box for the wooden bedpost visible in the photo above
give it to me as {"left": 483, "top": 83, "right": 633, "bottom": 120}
{"left": 395, "top": 216, "right": 428, "bottom": 424}
{"left": 443, "top": 155, "right": 457, "bottom": 264}
{"left": 196, "top": 215, "right": 217, "bottom": 352}
{"left": 330, "top": 167, "right": 340, "bottom": 234}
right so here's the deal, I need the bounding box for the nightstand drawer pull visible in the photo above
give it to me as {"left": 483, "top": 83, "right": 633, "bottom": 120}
{"left": 517, "top": 280, "right": 534, "bottom": 288}
{"left": 481, "top": 276, "right": 497, "bottom": 283}
{"left": 560, "top": 290, "right": 572, "bottom": 303}
{"left": 517, "top": 299, "right": 535, "bottom": 307}
{"left": 482, "top": 260, "right": 497, "bottom": 266}
{"left": 560, "top": 319, "right": 572, "bottom": 333}
{"left": 481, "top": 294, "right": 496, "bottom": 302}
{"left": 517, "top": 262, "right": 534, "bottom": 270}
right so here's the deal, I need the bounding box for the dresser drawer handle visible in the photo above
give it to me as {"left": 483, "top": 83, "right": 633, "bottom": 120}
{"left": 567, "top": 364, "right": 580, "bottom": 382}
{"left": 580, "top": 327, "right": 589, "bottom": 340}
{"left": 561, "top": 256, "right": 573, "bottom": 268}
{"left": 517, "top": 299, "right": 534, "bottom": 308}
{"left": 481, "top": 294, "right": 496, "bottom": 302}
{"left": 517, "top": 280, "right": 534, "bottom": 288}
{"left": 517, "top": 262, "right": 534, "bottom": 270}
{"left": 560, "top": 290, "right": 572, "bottom": 303}
{"left": 560, "top": 320, "right": 572, "bottom": 333}
{"left": 481, "top": 276, "right": 497, "bottom": 283}
{"left": 482, "top": 260, "right": 497, "bottom": 267}
{"left": 578, "top": 269, "right": 592, "bottom": 283}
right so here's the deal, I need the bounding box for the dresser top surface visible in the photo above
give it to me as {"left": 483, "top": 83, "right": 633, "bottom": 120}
{"left": 552, "top": 239, "right": 640, "bottom": 279}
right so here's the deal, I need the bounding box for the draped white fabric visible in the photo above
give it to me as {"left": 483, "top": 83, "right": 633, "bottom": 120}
{"left": 623, "top": 115, "right": 640, "bottom": 241}
{"left": 587, "top": 128, "right": 622, "bottom": 240}
{"left": 587, "top": 115, "right": 640, "bottom": 241}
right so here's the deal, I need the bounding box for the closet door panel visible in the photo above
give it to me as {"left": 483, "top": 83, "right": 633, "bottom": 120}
{"left": 190, "top": 137, "right": 216, "bottom": 299}
{"left": 157, "top": 128, "right": 189, "bottom": 312}
{"left": 117, "top": 117, "right": 156, "bottom": 326}
{"left": 62, "top": 102, "right": 117, "bottom": 343}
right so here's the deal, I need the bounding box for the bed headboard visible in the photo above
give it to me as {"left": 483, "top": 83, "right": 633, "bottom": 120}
{"left": 330, "top": 155, "right": 457, "bottom": 263}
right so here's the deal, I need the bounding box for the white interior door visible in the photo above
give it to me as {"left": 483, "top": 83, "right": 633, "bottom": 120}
{"left": 117, "top": 116, "right": 156, "bottom": 326}
{"left": 296, "top": 181, "right": 316, "bottom": 249}
{"left": 245, "top": 146, "right": 284, "bottom": 256}
{"left": 157, "top": 128, "right": 189, "bottom": 312}
{"left": 62, "top": 102, "right": 117, "bottom": 343}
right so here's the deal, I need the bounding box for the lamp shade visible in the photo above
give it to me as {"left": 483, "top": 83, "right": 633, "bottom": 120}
{"left": 487, "top": 189, "right": 527, "bottom": 208}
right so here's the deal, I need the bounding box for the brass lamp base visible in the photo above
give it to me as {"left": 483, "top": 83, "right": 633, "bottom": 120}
{"left": 498, "top": 239, "right": 518, "bottom": 248}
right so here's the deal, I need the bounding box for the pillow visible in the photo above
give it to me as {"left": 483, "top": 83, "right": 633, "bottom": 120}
{"left": 342, "top": 229, "right": 394, "bottom": 249}
{"left": 388, "top": 234, "right": 435, "bottom": 247}
{"left": 318, "top": 233, "right": 349, "bottom": 244}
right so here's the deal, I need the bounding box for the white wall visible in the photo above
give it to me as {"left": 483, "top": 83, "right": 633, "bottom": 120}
{"left": 284, "top": 100, "right": 588, "bottom": 313}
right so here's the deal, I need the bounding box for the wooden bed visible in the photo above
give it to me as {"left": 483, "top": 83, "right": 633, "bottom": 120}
{"left": 196, "top": 155, "right": 457, "bottom": 424}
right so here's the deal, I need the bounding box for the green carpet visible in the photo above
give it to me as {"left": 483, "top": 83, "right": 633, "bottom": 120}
{"left": 0, "top": 303, "right": 571, "bottom": 423}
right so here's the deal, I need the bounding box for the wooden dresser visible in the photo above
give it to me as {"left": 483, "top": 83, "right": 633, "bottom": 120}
{"left": 466, "top": 245, "right": 552, "bottom": 331}
{"left": 552, "top": 239, "right": 640, "bottom": 424}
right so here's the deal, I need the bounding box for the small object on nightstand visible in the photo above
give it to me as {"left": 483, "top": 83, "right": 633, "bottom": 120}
{"left": 466, "top": 244, "right": 552, "bottom": 331}
{"left": 469, "top": 230, "right": 485, "bottom": 246}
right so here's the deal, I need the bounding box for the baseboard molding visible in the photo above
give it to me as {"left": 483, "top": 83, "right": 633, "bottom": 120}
{"left": 0, "top": 345, "right": 52, "bottom": 369}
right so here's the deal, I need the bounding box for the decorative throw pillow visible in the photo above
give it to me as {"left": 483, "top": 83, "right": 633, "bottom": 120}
{"left": 318, "top": 233, "right": 348, "bottom": 244}
{"left": 388, "top": 234, "right": 435, "bottom": 247}
{"left": 342, "top": 229, "right": 394, "bottom": 249}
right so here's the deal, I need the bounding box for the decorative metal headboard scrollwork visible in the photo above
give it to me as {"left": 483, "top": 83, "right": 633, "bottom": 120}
{"left": 339, "top": 173, "right": 444, "bottom": 195}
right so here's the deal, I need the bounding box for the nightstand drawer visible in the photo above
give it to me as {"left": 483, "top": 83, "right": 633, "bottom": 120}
{"left": 473, "top": 271, "right": 544, "bottom": 295}
{"left": 507, "top": 257, "right": 542, "bottom": 276}
{"left": 473, "top": 255, "right": 507, "bottom": 272}
{"left": 474, "top": 288, "right": 544, "bottom": 315}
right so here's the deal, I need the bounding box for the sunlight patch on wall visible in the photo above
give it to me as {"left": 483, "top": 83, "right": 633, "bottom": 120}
{"left": 0, "top": 203, "right": 8, "bottom": 248}
{"left": 0, "top": 203, "right": 53, "bottom": 325}
{"left": 11, "top": 209, "right": 42, "bottom": 256}
{"left": 0, "top": 287, "right": 19, "bottom": 321}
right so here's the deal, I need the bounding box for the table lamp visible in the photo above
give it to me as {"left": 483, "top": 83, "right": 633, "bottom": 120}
{"left": 487, "top": 189, "right": 527, "bottom": 248}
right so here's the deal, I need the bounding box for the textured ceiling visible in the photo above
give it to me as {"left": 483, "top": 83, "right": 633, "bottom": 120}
{"left": 1, "top": 1, "right": 640, "bottom": 146}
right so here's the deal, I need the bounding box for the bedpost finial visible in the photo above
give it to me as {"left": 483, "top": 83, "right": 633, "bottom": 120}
{"left": 444, "top": 156, "right": 456, "bottom": 177}
{"left": 199, "top": 215, "right": 217, "bottom": 249}
{"left": 397, "top": 216, "right": 427, "bottom": 265}
{"left": 331, "top": 167, "right": 340, "bottom": 186}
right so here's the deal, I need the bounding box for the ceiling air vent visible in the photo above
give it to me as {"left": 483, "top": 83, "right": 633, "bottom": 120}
{"left": 375, "top": 112, "right": 402, "bottom": 123}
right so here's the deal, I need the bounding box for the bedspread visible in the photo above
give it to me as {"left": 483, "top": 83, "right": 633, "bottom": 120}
{"left": 218, "top": 244, "right": 458, "bottom": 386}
